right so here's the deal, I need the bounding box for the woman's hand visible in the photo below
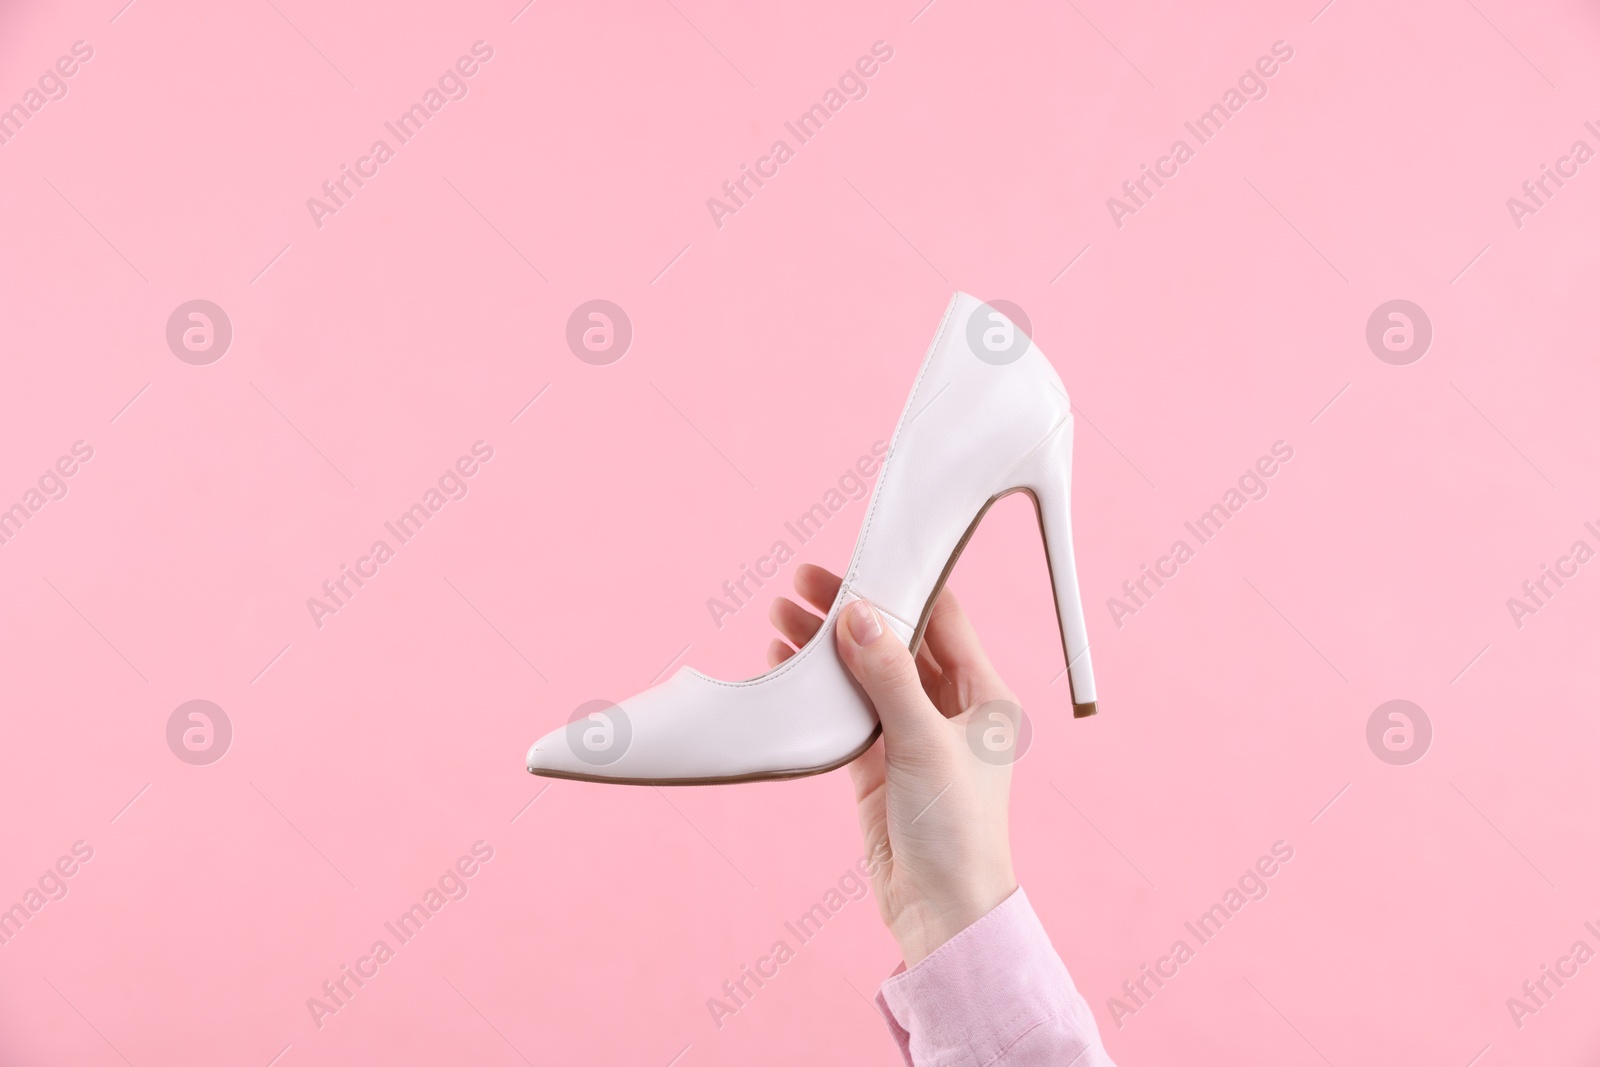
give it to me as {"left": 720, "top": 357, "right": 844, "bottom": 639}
{"left": 767, "top": 564, "right": 1022, "bottom": 967}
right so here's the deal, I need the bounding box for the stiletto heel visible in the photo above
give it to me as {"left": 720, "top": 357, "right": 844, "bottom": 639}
{"left": 527, "top": 293, "right": 1101, "bottom": 784}
{"left": 1010, "top": 420, "right": 1098, "bottom": 717}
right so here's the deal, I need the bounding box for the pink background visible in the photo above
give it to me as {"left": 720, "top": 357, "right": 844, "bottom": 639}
{"left": 2, "top": 0, "right": 1599, "bottom": 1063}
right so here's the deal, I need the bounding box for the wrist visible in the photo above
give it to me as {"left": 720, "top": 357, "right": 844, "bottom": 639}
{"left": 892, "top": 874, "right": 1017, "bottom": 967}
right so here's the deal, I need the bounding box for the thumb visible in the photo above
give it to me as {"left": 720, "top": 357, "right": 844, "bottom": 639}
{"left": 836, "top": 599, "right": 943, "bottom": 744}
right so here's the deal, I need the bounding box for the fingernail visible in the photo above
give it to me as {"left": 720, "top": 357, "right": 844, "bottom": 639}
{"left": 847, "top": 600, "right": 883, "bottom": 645}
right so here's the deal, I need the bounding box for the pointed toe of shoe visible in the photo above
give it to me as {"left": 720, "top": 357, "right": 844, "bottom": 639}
{"left": 525, "top": 696, "right": 648, "bottom": 782}
{"left": 524, "top": 732, "right": 553, "bottom": 774}
{"left": 523, "top": 657, "right": 878, "bottom": 785}
{"left": 525, "top": 725, "right": 596, "bottom": 780}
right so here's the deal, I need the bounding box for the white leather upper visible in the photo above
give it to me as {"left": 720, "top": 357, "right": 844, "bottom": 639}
{"left": 527, "top": 293, "right": 1080, "bottom": 781}
{"left": 841, "top": 296, "right": 1071, "bottom": 627}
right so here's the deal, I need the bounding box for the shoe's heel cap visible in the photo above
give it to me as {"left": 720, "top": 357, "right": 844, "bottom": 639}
{"left": 1072, "top": 701, "right": 1097, "bottom": 719}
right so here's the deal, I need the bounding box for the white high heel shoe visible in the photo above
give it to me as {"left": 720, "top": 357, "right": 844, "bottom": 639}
{"left": 527, "top": 292, "right": 1098, "bottom": 785}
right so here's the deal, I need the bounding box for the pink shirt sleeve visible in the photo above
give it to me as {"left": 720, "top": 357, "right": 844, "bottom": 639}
{"left": 873, "top": 888, "right": 1117, "bottom": 1067}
